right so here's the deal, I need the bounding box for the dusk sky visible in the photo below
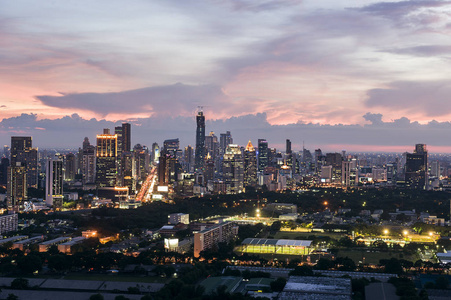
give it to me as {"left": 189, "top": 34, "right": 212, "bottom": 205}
{"left": 2, "top": 0, "right": 451, "bottom": 152}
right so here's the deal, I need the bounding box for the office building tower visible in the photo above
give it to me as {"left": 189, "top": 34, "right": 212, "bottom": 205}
{"left": 10, "top": 136, "right": 38, "bottom": 188}
{"left": 405, "top": 144, "right": 427, "bottom": 189}
{"left": 222, "top": 144, "right": 244, "bottom": 194}
{"left": 386, "top": 163, "right": 397, "bottom": 184}
{"left": 0, "top": 157, "right": 9, "bottom": 185}
{"left": 258, "top": 139, "right": 268, "bottom": 172}
{"left": 243, "top": 141, "right": 257, "bottom": 188}
{"left": 64, "top": 153, "right": 76, "bottom": 181}
{"left": 195, "top": 111, "right": 206, "bottom": 173}
{"left": 134, "top": 144, "right": 150, "bottom": 180}
{"left": 7, "top": 162, "right": 27, "bottom": 211}
{"left": 430, "top": 160, "right": 440, "bottom": 178}
{"left": 286, "top": 139, "right": 292, "bottom": 154}
{"left": 82, "top": 137, "right": 96, "bottom": 185}
{"left": 115, "top": 126, "right": 123, "bottom": 157}
{"left": 163, "top": 139, "right": 179, "bottom": 157}
{"left": 122, "top": 123, "right": 131, "bottom": 152}
{"left": 219, "top": 131, "right": 233, "bottom": 155}
{"left": 184, "top": 145, "right": 194, "bottom": 172}
{"left": 204, "top": 154, "right": 215, "bottom": 183}
{"left": 121, "top": 151, "right": 136, "bottom": 192}
{"left": 95, "top": 130, "right": 117, "bottom": 187}
{"left": 152, "top": 142, "right": 160, "bottom": 163}
{"left": 205, "top": 131, "right": 219, "bottom": 159}
{"left": 3, "top": 145, "right": 10, "bottom": 159}
{"left": 45, "top": 158, "right": 63, "bottom": 209}
{"left": 342, "top": 160, "right": 358, "bottom": 186}
{"left": 325, "top": 152, "right": 343, "bottom": 184}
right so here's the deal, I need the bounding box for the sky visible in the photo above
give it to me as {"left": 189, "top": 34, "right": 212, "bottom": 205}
{"left": 2, "top": 0, "right": 451, "bottom": 152}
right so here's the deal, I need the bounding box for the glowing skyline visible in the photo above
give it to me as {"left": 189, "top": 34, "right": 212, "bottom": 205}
{"left": 2, "top": 0, "right": 451, "bottom": 151}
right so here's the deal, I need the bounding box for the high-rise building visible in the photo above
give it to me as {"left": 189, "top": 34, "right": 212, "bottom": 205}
{"left": 122, "top": 123, "right": 131, "bottom": 153}
{"left": 134, "top": 144, "right": 150, "bottom": 180}
{"left": 325, "top": 152, "right": 343, "bottom": 184}
{"left": 430, "top": 160, "right": 440, "bottom": 178}
{"left": 222, "top": 144, "right": 244, "bottom": 194}
{"left": 219, "top": 131, "right": 233, "bottom": 155}
{"left": 405, "top": 144, "right": 427, "bottom": 189}
{"left": 45, "top": 158, "right": 64, "bottom": 209}
{"left": 82, "top": 137, "right": 96, "bottom": 185}
{"left": 95, "top": 130, "right": 117, "bottom": 188}
{"left": 7, "top": 162, "right": 27, "bottom": 211}
{"left": 195, "top": 111, "right": 206, "bottom": 173}
{"left": 0, "top": 157, "right": 9, "bottom": 185}
{"left": 64, "top": 153, "right": 76, "bottom": 181}
{"left": 258, "top": 139, "right": 268, "bottom": 172}
{"left": 163, "top": 139, "right": 179, "bottom": 157}
{"left": 10, "top": 136, "right": 38, "bottom": 188}
{"left": 244, "top": 140, "right": 257, "bottom": 188}
{"left": 152, "top": 142, "right": 160, "bottom": 163}
{"left": 184, "top": 145, "right": 194, "bottom": 172}
{"left": 286, "top": 139, "right": 292, "bottom": 154}
{"left": 205, "top": 131, "right": 219, "bottom": 159}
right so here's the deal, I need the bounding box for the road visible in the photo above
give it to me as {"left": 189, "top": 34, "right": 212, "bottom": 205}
{"left": 136, "top": 167, "right": 157, "bottom": 202}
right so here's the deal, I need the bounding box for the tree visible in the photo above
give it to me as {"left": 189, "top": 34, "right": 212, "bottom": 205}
{"left": 436, "top": 276, "right": 449, "bottom": 289}
{"left": 289, "top": 265, "right": 314, "bottom": 276}
{"left": 89, "top": 294, "right": 104, "bottom": 300}
{"left": 270, "top": 277, "right": 287, "bottom": 292}
{"left": 6, "top": 294, "right": 18, "bottom": 300}
{"left": 11, "top": 278, "right": 29, "bottom": 289}
{"left": 17, "top": 254, "right": 42, "bottom": 274}
{"left": 115, "top": 296, "right": 130, "bottom": 300}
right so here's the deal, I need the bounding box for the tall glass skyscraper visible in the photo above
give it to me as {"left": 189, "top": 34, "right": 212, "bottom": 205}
{"left": 194, "top": 111, "right": 206, "bottom": 173}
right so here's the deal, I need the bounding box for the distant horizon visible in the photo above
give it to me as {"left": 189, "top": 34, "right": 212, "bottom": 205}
{"left": 3, "top": 1, "right": 451, "bottom": 153}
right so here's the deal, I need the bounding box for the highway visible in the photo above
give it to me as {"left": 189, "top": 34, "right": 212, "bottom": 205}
{"left": 136, "top": 167, "right": 157, "bottom": 202}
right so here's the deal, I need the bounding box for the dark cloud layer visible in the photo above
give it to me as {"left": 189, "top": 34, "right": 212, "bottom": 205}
{"left": 1, "top": 112, "right": 451, "bottom": 152}
{"left": 365, "top": 81, "right": 451, "bottom": 117}
{"left": 36, "top": 83, "right": 229, "bottom": 117}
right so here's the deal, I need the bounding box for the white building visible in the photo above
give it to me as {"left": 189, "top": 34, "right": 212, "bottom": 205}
{"left": 45, "top": 158, "right": 64, "bottom": 209}
{"left": 168, "top": 213, "right": 189, "bottom": 225}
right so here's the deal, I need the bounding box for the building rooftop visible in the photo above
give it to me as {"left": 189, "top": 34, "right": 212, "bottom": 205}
{"left": 0, "top": 235, "right": 28, "bottom": 244}
{"left": 283, "top": 276, "right": 351, "bottom": 296}
{"left": 242, "top": 238, "right": 312, "bottom": 247}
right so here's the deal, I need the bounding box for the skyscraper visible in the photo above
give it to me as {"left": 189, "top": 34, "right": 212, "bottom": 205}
{"left": 258, "top": 139, "right": 268, "bottom": 172}
{"left": 184, "top": 145, "right": 194, "bottom": 172}
{"left": 10, "top": 136, "right": 38, "bottom": 188}
{"left": 222, "top": 144, "right": 244, "bottom": 194}
{"left": 82, "top": 137, "right": 96, "bottom": 185}
{"left": 205, "top": 131, "right": 219, "bottom": 159}
{"left": 244, "top": 141, "right": 257, "bottom": 188}
{"left": 64, "top": 153, "right": 76, "bottom": 181}
{"left": 194, "top": 111, "right": 206, "bottom": 173}
{"left": 122, "top": 123, "right": 131, "bottom": 153}
{"left": 45, "top": 158, "right": 64, "bottom": 209}
{"left": 95, "top": 130, "right": 117, "bottom": 188}
{"left": 7, "top": 162, "right": 27, "bottom": 211}
{"left": 219, "top": 131, "right": 233, "bottom": 155}
{"left": 405, "top": 144, "right": 427, "bottom": 189}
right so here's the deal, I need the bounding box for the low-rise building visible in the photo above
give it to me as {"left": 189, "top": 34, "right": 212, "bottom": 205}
{"left": 58, "top": 237, "right": 86, "bottom": 254}
{"left": 194, "top": 221, "right": 238, "bottom": 257}
{"left": 0, "top": 214, "right": 18, "bottom": 234}
{"left": 38, "top": 237, "right": 71, "bottom": 252}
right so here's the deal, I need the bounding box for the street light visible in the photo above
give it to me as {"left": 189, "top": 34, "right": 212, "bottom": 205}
{"left": 384, "top": 229, "right": 389, "bottom": 235}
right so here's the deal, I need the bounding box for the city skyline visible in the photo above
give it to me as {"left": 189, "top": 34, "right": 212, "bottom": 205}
{"left": 2, "top": 1, "right": 451, "bottom": 151}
